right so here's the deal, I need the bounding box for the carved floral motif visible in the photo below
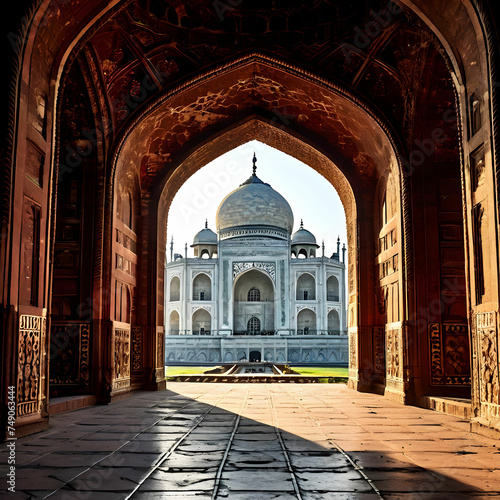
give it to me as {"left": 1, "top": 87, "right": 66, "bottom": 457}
{"left": 17, "top": 315, "right": 45, "bottom": 417}
{"left": 373, "top": 326, "right": 385, "bottom": 375}
{"left": 297, "top": 305, "right": 316, "bottom": 313}
{"left": 480, "top": 328, "right": 498, "bottom": 405}
{"left": 349, "top": 332, "right": 357, "bottom": 368}
{"left": 131, "top": 327, "right": 142, "bottom": 372}
{"left": 386, "top": 328, "right": 401, "bottom": 380}
{"left": 233, "top": 262, "right": 276, "bottom": 283}
{"left": 429, "top": 323, "right": 471, "bottom": 385}
{"left": 477, "top": 313, "right": 499, "bottom": 416}
{"left": 157, "top": 332, "right": 164, "bottom": 367}
{"left": 192, "top": 305, "right": 211, "bottom": 313}
{"left": 50, "top": 323, "right": 90, "bottom": 385}
{"left": 114, "top": 329, "right": 130, "bottom": 380}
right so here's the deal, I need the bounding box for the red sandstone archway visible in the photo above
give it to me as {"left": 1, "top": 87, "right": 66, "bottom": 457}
{"left": 108, "top": 51, "right": 405, "bottom": 399}
{"left": 2, "top": 0, "right": 498, "bottom": 439}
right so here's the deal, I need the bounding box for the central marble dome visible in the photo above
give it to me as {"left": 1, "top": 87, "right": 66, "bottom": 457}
{"left": 215, "top": 157, "right": 294, "bottom": 237}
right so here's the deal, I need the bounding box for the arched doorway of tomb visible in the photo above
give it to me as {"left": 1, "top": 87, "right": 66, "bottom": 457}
{"left": 250, "top": 351, "right": 262, "bottom": 363}
{"left": 232, "top": 269, "right": 275, "bottom": 335}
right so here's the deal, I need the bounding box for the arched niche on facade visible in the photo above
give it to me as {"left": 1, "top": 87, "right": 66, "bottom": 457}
{"left": 192, "top": 309, "right": 211, "bottom": 335}
{"left": 233, "top": 269, "right": 274, "bottom": 302}
{"left": 328, "top": 310, "right": 341, "bottom": 334}
{"left": 297, "top": 308, "right": 317, "bottom": 335}
{"left": 170, "top": 276, "right": 180, "bottom": 302}
{"left": 169, "top": 310, "right": 180, "bottom": 335}
{"left": 192, "top": 273, "right": 211, "bottom": 301}
{"left": 326, "top": 276, "right": 340, "bottom": 302}
{"left": 233, "top": 269, "right": 275, "bottom": 334}
{"left": 296, "top": 273, "right": 316, "bottom": 301}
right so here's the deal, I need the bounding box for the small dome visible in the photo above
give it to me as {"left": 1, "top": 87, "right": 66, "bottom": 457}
{"left": 192, "top": 227, "right": 217, "bottom": 246}
{"left": 216, "top": 155, "right": 294, "bottom": 237}
{"left": 291, "top": 221, "right": 318, "bottom": 246}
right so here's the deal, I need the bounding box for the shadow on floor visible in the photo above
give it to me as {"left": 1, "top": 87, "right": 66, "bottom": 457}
{"left": 1, "top": 384, "right": 499, "bottom": 499}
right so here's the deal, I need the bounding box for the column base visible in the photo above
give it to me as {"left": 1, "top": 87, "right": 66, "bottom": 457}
{"left": 471, "top": 417, "right": 500, "bottom": 439}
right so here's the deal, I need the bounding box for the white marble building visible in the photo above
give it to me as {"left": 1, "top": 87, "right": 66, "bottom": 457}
{"left": 165, "top": 157, "right": 348, "bottom": 364}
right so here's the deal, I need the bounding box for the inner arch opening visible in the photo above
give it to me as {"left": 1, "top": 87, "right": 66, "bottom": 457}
{"left": 163, "top": 137, "right": 351, "bottom": 365}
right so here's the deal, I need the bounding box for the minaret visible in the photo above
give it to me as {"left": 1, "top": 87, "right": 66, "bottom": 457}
{"left": 170, "top": 236, "right": 174, "bottom": 262}
{"left": 184, "top": 242, "right": 188, "bottom": 258}
{"left": 322, "top": 240, "right": 325, "bottom": 258}
{"left": 342, "top": 243, "right": 346, "bottom": 263}
{"left": 337, "top": 236, "right": 341, "bottom": 256}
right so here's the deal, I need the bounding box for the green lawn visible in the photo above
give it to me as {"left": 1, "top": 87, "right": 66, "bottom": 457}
{"left": 165, "top": 365, "right": 349, "bottom": 377}
{"left": 165, "top": 366, "right": 216, "bottom": 376}
{"left": 289, "top": 366, "right": 348, "bottom": 377}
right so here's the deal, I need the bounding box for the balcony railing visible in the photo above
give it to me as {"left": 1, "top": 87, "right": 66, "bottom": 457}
{"left": 233, "top": 331, "right": 275, "bottom": 336}
{"left": 297, "top": 329, "right": 344, "bottom": 336}
{"left": 326, "top": 294, "right": 340, "bottom": 301}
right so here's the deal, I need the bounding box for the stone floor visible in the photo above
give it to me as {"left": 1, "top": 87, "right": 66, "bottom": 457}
{"left": 2, "top": 382, "right": 500, "bottom": 499}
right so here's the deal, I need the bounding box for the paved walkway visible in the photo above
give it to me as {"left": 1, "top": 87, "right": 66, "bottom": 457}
{"left": 2, "top": 382, "right": 500, "bottom": 499}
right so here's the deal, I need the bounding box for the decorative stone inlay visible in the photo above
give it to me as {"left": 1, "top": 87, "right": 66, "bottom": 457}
{"left": 220, "top": 228, "right": 288, "bottom": 240}
{"left": 233, "top": 261, "right": 276, "bottom": 283}
{"left": 297, "top": 305, "right": 316, "bottom": 313}
{"left": 80, "top": 324, "right": 90, "bottom": 384}
{"left": 114, "top": 328, "right": 130, "bottom": 380}
{"left": 192, "top": 305, "right": 212, "bottom": 313}
{"left": 429, "top": 323, "right": 471, "bottom": 385}
{"left": 157, "top": 332, "right": 165, "bottom": 367}
{"left": 50, "top": 323, "right": 90, "bottom": 385}
{"left": 476, "top": 312, "right": 499, "bottom": 418}
{"left": 373, "top": 326, "right": 385, "bottom": 375}
{"left": 349, "top": 331, "right": 357, "bottom": 368}
{"left": 386, "top": 327, "right": 402, "bottom": 380}
{"left": 477, "top": 311, "right": 496, "bottom": 330}
{"left": 327, "top": 306, "right": 340, "bottom": 314}
{"left": 131, "top": 326, "right": 142, "bottom": 372}
{"left": 17, "top": 315, "right": 46, "bottom": 417}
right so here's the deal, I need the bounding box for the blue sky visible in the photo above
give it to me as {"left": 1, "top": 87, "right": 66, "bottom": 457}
{"left": 166, "top": 140, "right": 347, "bottom": 260}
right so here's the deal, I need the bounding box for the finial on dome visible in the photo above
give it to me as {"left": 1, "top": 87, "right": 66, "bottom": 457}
{"left": 300, "top": 219, "right": 304, "bottom": 229}
{"left": 205, "top": 219, "right": 208, "bottom": 229}
{"left": 252, "top": 152, "right": 257, "bottom": 176}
